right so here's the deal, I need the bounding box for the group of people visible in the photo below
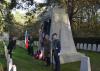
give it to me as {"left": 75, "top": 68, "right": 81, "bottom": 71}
{"left": 38, "top": 19, "right": 61, "bottom": 71}
{"left": 7, "top": 28, "right": 61, "bottom": 71}
{"left": 39, "top": 28, "right": 61, "bottom": 71}
{"left": 7, "top": 32, "right": 34, "bottom": 58}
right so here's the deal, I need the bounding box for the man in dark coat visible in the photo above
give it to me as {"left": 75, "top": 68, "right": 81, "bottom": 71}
{"left": 28, "top": 35, "right": 34, "bottom": 56}
{"left": 7, "top": 35, "right": 16, "bottom": 58}
{"left": 52, "top": 33, "right": 61, "bottom": 71}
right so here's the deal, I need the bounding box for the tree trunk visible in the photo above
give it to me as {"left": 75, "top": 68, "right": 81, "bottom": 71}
{"left": 67, "top": 0, "right": 73, "bottom": 24}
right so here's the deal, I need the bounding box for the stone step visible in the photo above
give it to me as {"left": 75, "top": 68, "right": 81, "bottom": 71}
{"left": 60, "top": 52, "right": 85, "bottom": 64}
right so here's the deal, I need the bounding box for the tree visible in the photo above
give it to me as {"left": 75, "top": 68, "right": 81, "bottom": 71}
{"left": 71, "top": 0, "right": 100, "bottom": 37}
{"left": 67, "top": 0, "right": 73, "bottom": 24}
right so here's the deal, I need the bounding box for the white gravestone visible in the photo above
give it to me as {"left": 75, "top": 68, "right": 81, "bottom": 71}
{"left": 80, "top": 57, "right": 91, "bottom": 71}
{"left": 12, "top": 65, "right": 17, "bottom": 71}
{"left": 7, "top": 54, "right": 11, "bottom": 63}
{"left": 7, "top": 54, "right": 11, "bottom": 70}
{"left": 92, "top": 44, "right": 97, "bottom": 51}
{"left": 76, "top": 43, "right": 80, "bottom": 49}
{"left": 8, "top": 59, "right": 13, "bottom": 71}
{"left": 80, "top": 43, "right": 84, "bottom": 49}
{"left": 97, "top": 44, "right": 100, "bottom": 52}
{"left": 16, "top": 40, "right": 25, "bottom": 48}
{"left": 4, "top": 44, "right": 8, "bottom": 59}
{"left": 3, "top": 42, "right": 16, "bottom": 71}
{"left": 87, "top": 44, "right": 92, "bottom": 51}
{"left": 83, "top": 43, "right": 87, "bottom": 50}
{"left": 50, "top": 7, "right": 84, "bottom": 64}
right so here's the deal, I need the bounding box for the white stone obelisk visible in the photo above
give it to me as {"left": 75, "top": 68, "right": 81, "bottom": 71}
{"left": 50, "top": 6, "right": 84, "bottom": 64}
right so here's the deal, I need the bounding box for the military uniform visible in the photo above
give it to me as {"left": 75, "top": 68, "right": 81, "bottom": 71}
{"left": 28, "top": 36, "right": 34, "bottom": 56}
{"left": 52, "top": 39, "right": 61, "bottom": 71}
{"left": 44, "top": 38, "right": 51, "bottom": 66}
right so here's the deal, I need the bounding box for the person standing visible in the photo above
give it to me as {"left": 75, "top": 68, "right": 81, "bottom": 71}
{"left": 52, "top": 33, "right": 61, "bottom": 71}
{"left": 13, "top": 37, "right": 17, "bottom": 50}
{"left": 28, "top": 35, "right": 34, "bottom": 56}
{"left": 7, "top": 34, "right": 16, "bottom": 58}
{"left": 44, "top": 34, "right": 51, "bottom": 66}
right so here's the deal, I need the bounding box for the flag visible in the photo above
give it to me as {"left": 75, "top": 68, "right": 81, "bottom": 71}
{"left": 25, "top": 30, "right": 29, "bottom": 49}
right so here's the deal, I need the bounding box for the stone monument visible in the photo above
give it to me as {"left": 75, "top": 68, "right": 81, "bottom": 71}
{"left": 80, "top": 57, "right": 91, "bottom": 71}
{"left": 50, "top": 6, "right": 84, "bottom": 64}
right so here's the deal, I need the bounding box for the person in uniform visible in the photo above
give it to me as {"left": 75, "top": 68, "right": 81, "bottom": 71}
{"left": 52, "top": 33, "right": 61, "bottom": 71}
{"left": 44, "top": 34, "right": 51, "bottom": 66}
{"left": 28, "top": 35, "right": 34, "bottom": 56}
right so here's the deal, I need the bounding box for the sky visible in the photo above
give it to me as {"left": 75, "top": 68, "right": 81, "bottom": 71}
{"left": 34, "top": 0, "right": 47, "bottom": 3}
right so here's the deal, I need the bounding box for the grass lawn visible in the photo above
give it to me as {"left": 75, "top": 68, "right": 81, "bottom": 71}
{"left": 12, "top": 46, "right": 80, "bottom": 71}
{"left": 0, "top": 42, "right": 6, "bottom": 71}
{"left": 78, "top": 50, "right": 100, "bottom": 71}
{"left": 12, "top": 46, "right": 100, "bottom": 71}
{"left": 0, "top": 41, "right": 99, "bottom": 71}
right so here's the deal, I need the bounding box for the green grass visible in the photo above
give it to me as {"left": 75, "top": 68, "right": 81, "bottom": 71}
{"left": 1, "top": 43, "right": 100, "bottom": 71}
{"left": 12, "top": 46, "right": 80, "bottom": 71}
{"left": 0, "top": 41, "right": 6, "bottom": 71}
{"left": 12, "top": 46, "right": 100, "bottom": 71}
{"left": 61, "top": 61, "right": 80, "bottom": 71}
{"left": 78, "top": 50, "right": 100, "bottom": 71}
{"left": 13, "top": 47, "right": 52, "bottom": 71}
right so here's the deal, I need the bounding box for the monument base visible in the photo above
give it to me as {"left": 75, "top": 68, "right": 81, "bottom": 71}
{"left": 60, "top": 52, "right": 85, "bottom": 64}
